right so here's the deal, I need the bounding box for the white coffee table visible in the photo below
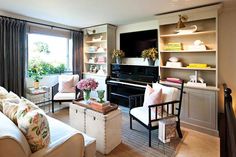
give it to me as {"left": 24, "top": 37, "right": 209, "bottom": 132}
{"left": 69, "top": 102, "right": 122, "bottom": 154}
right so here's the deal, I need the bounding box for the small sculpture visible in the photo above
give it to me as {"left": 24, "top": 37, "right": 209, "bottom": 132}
{"left": 189, "top": 75, "right": 204, "bottom": 83}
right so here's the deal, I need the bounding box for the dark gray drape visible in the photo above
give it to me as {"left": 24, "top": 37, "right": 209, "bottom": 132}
{"left": 0, "top": 17, "right": 26, "bottom": 97}
{"left": 72, "top": 31, "right": 83, "bottom": 79}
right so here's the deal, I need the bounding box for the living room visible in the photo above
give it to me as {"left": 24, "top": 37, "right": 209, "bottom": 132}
{"left": 0, "top": 0, "right": 236, "bottom": 157}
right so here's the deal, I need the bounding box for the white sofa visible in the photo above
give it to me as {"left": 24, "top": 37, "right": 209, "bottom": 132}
{"left": 0, "top": 111, "right": 96, "bottom": 157}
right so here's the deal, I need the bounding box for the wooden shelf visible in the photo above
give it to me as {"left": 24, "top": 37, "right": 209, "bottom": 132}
{"left": 85, "top": 52, "right": 106, "bottom": 54}
{"left": 84, "top": 62, "right": 106, "bottom": 65}
{"left": 160, "top": 30, "right": 216, "bottom": 38}
{"left": 85, "top": 40, "right": 107, "bottom": 44}
{"left": 83, "top": 72, "right": 107, "bottom": 77}
{"left": 160, "top": 80, "right": 219, "bottom": 91}
{"left": 160, "top": 66, "right": 216, "bottom": 71}
{"left": 160, "top": 50, "right": 216, "bottom": 53}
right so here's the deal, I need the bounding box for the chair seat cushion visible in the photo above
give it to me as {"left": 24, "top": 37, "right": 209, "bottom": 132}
{"left": 130, "top": 107, "right": 169, "bottom": 127}
{"left": 53, "top": 93, "right": 75, "bottom": 101}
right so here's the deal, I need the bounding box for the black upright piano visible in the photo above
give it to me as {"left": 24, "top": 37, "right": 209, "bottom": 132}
{"left": 106, "top": 64, "right": 159, "bottom": 107}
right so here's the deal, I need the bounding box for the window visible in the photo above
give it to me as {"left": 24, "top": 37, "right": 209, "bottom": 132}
{"left": 28, "top": 33, "right": 72, "bottom": 75}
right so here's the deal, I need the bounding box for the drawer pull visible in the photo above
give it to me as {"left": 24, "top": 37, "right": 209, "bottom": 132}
{"left": 76, "top": 109, "right": 78, "bottom": 113}
{"left": 93, "top": 117, "right": 96, "bottom": 120}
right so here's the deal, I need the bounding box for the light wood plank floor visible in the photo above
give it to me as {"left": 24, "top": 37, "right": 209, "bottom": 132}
{"left": 48, "top": 107, "right": 220, "bottom": 157}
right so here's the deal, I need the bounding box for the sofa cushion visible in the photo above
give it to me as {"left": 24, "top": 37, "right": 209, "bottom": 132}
{"left": 17, "top": 109, "right": 50, "bottom": 153}
{"left": 47, "top": 116, "right": 96, "bottom": 157}
{"left": 0, "top": 112, "right": 32, "bottom": 157}
{"left": 53, "top": 92, "right": 75, "bottom": 101}
{"left": 130, "top": 107, "right": 169, "bottom": 127}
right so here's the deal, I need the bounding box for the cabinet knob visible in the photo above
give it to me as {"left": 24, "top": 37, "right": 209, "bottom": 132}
{"left": 76, "top": 109, "right": 78, "bottom": 113}
{"left": 93, "top": 116, "right": 96, "bottom": 120}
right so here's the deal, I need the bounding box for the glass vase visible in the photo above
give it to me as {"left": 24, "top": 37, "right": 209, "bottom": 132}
{"left": 83, "top": 90, "right": 91, "bottom": 103}
{"left": 148, "top": 59, "right": 155, "bottom": 66}
{"left": 116, "top": 57, "right": 122, "bottom": 64}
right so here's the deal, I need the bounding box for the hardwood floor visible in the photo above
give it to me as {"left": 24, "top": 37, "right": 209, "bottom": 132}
{"left": 48, "top": 107, "right": 220, "bottom": 157}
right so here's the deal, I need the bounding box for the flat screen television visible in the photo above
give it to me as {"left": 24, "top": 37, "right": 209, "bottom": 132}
{"left": 120, "top": 29, "right": 158, "bottom": 58}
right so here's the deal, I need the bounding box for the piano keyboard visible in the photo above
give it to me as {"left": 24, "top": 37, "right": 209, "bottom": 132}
{"left": 107, "top": 80, "right": 146, "bottom": 88}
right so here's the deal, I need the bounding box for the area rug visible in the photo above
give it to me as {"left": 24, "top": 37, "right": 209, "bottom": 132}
{"left": 49, "top": 107, "right": 182, "bottom": 157}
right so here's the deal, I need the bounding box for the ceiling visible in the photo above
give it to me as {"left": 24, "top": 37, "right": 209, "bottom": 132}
{"left": 0, "top": 0, "right": 229, "bottom": 28}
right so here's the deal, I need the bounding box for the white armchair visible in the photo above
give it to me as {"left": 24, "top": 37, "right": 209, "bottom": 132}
{"left": 129, "top": 81, "right": 184, "bottom": 147}
{"left": 51, "top": 74, "right": 80, "bottom": 113}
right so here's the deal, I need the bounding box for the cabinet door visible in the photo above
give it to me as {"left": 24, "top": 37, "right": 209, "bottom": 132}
{"left": 181, "top": 88, "right": 217, "bottom": 130}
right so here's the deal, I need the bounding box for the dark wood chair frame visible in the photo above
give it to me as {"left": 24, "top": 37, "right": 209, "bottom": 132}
{"left": 129, "top": 81, "right": 184, "bottom": 147}
{"left": 51, "top": 83, "right": 80, "bottom": 113}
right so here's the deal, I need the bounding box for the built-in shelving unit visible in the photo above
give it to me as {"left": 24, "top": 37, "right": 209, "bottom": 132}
{"left": 82, "top": 24, "right": 116, "bottom": 100}
{"left": 159, "top": 17, "right": 218, "bottom": 89}
{"left": 157, "top": 4, "right": 221, "bottom": 136}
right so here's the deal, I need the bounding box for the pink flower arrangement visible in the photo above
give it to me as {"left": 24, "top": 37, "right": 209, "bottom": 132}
{"left": 76, "top": 78, "right": 98, "bottom": 91}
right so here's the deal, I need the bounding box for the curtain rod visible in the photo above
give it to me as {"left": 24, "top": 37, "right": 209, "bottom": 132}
{"left": 0, "top": 15, "right": 82, "bottom": 33}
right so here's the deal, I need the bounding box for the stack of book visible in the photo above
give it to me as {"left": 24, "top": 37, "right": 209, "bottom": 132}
{"left": 165, "top": 77, "right": 182, "bottom": 84}
{"left": 163, "top": 43, "right": 183, "bottom": 51}
{"left": 158, "top": 118, "right": 176, "bottom": 143}
{"left": 97, "top": 56, "right": 106, "bottom": 64}
{"left": 187, "top": 63, "right": 209, "bottom": 68}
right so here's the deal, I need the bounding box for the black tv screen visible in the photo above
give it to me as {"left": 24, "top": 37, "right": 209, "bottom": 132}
{"left": 120, "top": 29, "right": 158, "bottom": 58}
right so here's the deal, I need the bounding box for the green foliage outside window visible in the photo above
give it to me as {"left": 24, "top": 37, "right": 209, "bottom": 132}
{"left": 28, "top": 60, "right": 66, "bottom": 78}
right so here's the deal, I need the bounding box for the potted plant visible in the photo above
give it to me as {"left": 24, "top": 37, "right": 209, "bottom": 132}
{"left": 141, "top": 48, "right": 158, "bottom": 66}
{"left": 111, "top": 49, "right": 125, "bottom": 64}
{"left": 28, "top": 65, "right": 44, "bottom": 89}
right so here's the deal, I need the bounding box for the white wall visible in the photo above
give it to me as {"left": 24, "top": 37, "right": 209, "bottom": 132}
{"left": 0, "top": 10, "right": 80, "bottom": 31}
{"left": 116, "top": 20, "right": 159, "bottom": 66}
{"left": 218, "top": 5, "right": 236, "bottom": 113}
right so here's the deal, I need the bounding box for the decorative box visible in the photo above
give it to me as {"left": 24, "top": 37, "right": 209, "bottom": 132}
{"left": 166, "top": 61, "right": 183, "bottom": 67}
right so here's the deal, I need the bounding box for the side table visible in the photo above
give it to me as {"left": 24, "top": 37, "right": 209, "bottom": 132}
{"left": 26, "top": 86, "right": 51, "bottom": 107}
{"left": 69, "top": 101, "right": 122, "bottom": 154}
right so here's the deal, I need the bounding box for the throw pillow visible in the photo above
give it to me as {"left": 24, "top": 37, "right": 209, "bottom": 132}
{"left": 16, "top": 98, "right": 39, "bottom": 120}
{"left": 59, "top": 77, "right": 75, "bottom": 93}
{"left": 3, "top": 101, "right": 19, "bottom": 124}
{"left": 0, "top": 86, "right": 8, "bottom": 111}
{"left": 143, "top": 84, "right": 163, "bottom": 115}
{"left": 20, "top": 97, "right": 39, "bottom": 109}
{"left": 152, "top": 82, "right": 179, "bottom": 114}
{"left": 17, "top": 109, "right": 50, "bottom": 153}
{"left": 0, "top": 86, "right": 8, "bottom": 99}
{"left": 0, "top": 91, "right": 20, "bottom": 112}
{"left": 58, "top": 74, "right": 79, "bottom": 92}
{"left": 152, "top": 83, "right": 179, "bottom": 102}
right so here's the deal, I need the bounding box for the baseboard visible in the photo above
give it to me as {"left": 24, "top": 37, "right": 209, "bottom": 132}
{"left": 181, "top": 121, "right": 219, "bottom": 137}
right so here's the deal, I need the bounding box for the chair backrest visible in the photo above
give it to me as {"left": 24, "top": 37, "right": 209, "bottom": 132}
{"left": 152, "top": 81, "right": 184, "bottom": 116}
{"left": 58, "top": 74, "right": 79, "bottom": 93}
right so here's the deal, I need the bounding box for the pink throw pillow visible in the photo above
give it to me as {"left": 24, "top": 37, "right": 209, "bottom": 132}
{"left": 59, "top": 77, "right": 75, "bottom": 93}
{"left": 143, "top": 84, "right": 163, "bottom": 115}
